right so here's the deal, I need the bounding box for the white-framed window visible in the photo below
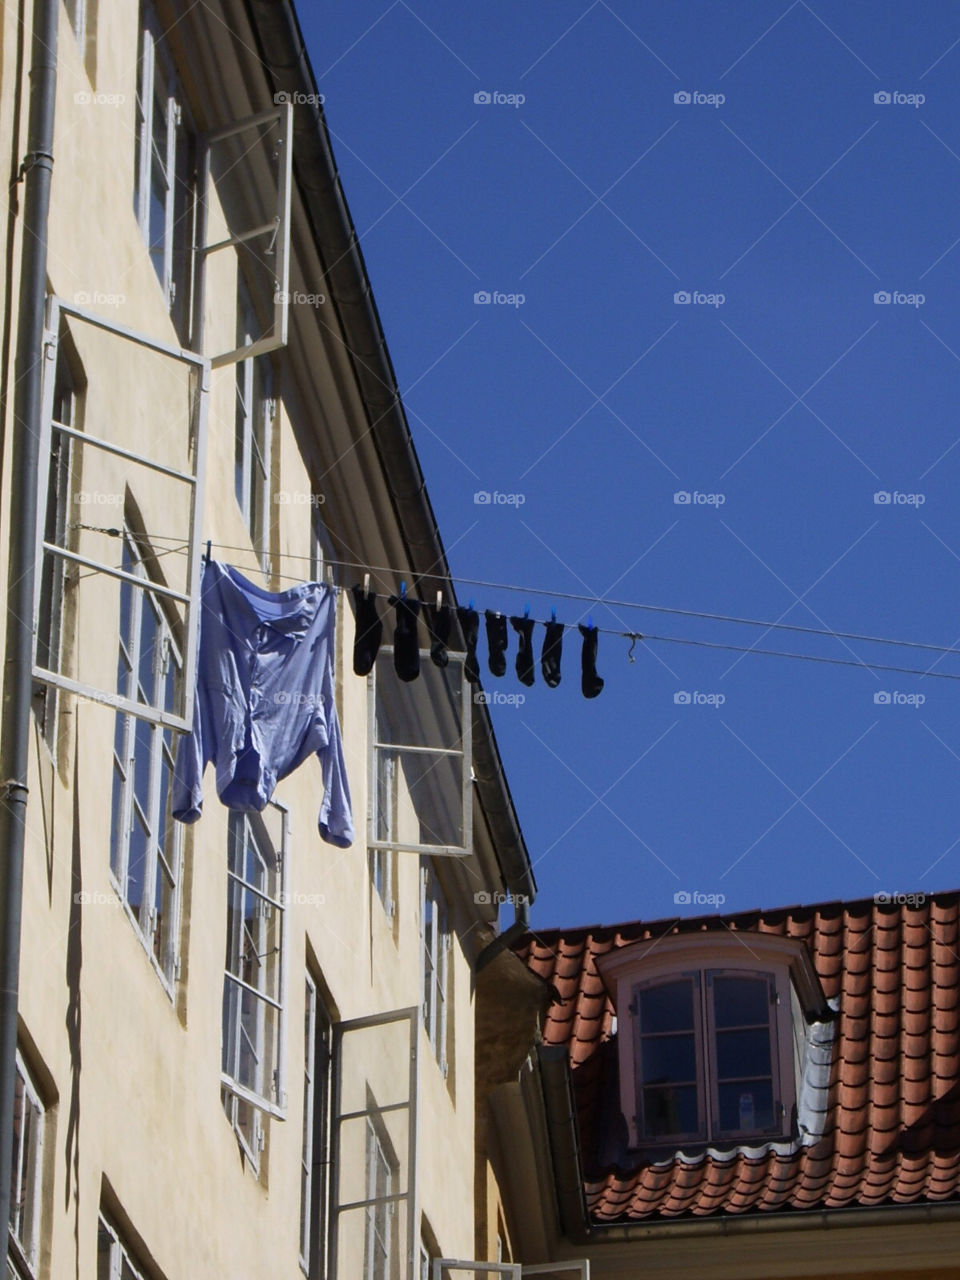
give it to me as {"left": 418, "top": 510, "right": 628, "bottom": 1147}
{"left": 370, "top": 749, "right": 396, "bottom": 920}
{"left": 234, "top": 286, "right": 275, "bottom": 569}
{"left": 301, "top": 973, "right": 332, "bottom": 1278}
{"left": 222, "top": 808, "right": 288, "bottom": 1169}
{"left": 8, "top": 1054, "right": 44, "bottom": 1280}
{"left": 309, "top": 503, "right": 329, "bottom": 583}
{"left": 96, "top": 1215, "right": 153, "bottom": 1280}
{"left": 133, "top": 0, "right": 195, "bottom": 338}
{"left": 368, "top": 651, "right": 472, "bottom": 858}
{"left": 34, "top": 341, "right": 76, "bottom": 752}
{"left": 420, "top": 862, "right": 450, "bottom": 1074}
{"left": 632, "top": 970, "right": 782, "bottom": 1145}
{"left": 363, "top": 1111, "right": 398, "bottom": 1280}
{"left": 109, "top": 530, "right": 183, "bottom": 989}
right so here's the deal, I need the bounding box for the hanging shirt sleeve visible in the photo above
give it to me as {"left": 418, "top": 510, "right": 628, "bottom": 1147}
{"left": 316, "top": 640, "right": 355, "bottom": 847}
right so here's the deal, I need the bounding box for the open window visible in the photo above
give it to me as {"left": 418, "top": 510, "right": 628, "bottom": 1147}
{"left": 368, "top": 650, "right": 472, "bottom": 858}
{"left": 198, "top": 103, "right": 293, "bottom": 368}
{"left": 330, "top": 1009, "right": 417, "bottom": 1280}
{"left": 32, "top": 297, "right": 208, "bottom": 735}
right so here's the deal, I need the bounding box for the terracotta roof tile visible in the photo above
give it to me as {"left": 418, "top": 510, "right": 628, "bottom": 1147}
{"left": 515, "top": 890, "right": 960, "bottom": 1222}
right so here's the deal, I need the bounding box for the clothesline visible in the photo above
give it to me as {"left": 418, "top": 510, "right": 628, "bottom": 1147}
{"left": 72, "top": 524, "right": 960, "bottom": 683}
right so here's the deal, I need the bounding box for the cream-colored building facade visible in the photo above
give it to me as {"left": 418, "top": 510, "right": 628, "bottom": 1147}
{"left": 0, "top": 2, "right": 538, "bottom": 1277}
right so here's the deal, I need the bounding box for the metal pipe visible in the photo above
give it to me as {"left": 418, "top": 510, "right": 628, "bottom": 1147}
{"left": 0, "top": 0, "right": 57, "bottom": 1266}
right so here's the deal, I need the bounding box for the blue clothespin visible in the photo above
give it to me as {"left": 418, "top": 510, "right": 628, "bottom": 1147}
{"left": 400, "top": 580, "right": 407, "bottom": 599}
{"left": 524, "top": 604, "right": 530, "bottom": 619}
{"left": 588, "top": 615, "right": 594, "bottom": 630}
{"left": 469, "top": 598, "right": 475, "bottom": 611}
{"left": 551, "top": 607, "right": 557, "bottom": 623}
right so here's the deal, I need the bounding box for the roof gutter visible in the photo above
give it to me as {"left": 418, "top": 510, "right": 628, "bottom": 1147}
{"left": 242, "top": 0, "right": 534, "bottom": 904}
{"left": 538, "top": 1044, "right": 592, "bottom": 1245}
{"left": 589, "top": 1196, "right": 960, "bottom": 1241}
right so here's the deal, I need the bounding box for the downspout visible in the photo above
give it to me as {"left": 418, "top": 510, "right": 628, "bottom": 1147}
{"left": 475, "top": 899, "right": 530, "bottom": 973}
{"left": 0, "top": 0, "right": 57, "bottom": 1266}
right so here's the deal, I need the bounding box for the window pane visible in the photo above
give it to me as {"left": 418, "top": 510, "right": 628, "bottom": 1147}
{"left": 127, "top": 810, "right": 148, "bottom": 912}
{"left": 713, "top": 976, "right": 769, "bottom": 1028}
{"left": 716, "top": 1028, "right": 772, "bottom": 1080}
{"left": 110, "top": 762, "right": 126, "bottom": 878}
{"left": 137, "top": 603, "right": 159, "bottom": 705}
{"left": 641, "top": 1084, "right": 699, "bottom": 1138}
{"left": 640, "top": 1033, "right": 696, "bottom": 1084}
{"left": 718, "top": 1079, "right": 775, "bottom": 1132}
{"left": 638, "top": 980, "right": 695, "bottom": 1034}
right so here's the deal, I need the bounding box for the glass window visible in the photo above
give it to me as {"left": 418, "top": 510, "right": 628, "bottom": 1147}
{"left": 109, "top": 532, "right": 183, "bottom": 987}
{"left": 222, "top": 810, "right": 286, "bottom": 1168}
{"left": 234, "top": 286, "right": 274, "bottom": 568}
{"left": 421, "top": 863, "right": 449, "bottom": 1073}
{"left": 363, "top": 1115, "right": 397, "bottom": 1280}
{"left": 8, "top": 1055, "right": 43, "bottom": 1278}
{"left": 301, "top": 973, "right": 332, "bottom": 1278}
{"left": 97, "top": 1216, "right": 151, "bottom": 1280}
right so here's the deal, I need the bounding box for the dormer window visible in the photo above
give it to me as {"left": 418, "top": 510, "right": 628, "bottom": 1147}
{"left": 598, "top": 932, "right": 829, "bottom": 1152}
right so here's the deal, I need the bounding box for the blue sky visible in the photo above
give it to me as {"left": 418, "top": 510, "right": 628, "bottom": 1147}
{"left": 303, "top": 1, "right": 960, "bottom": 928}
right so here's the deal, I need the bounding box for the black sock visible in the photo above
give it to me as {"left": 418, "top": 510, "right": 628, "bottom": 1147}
{"left": 510, "top": 616, "right": 536, "bottom": 686}
{"left": 457, "top": 606, "right": 480, "bottom": 684}
{"left": 579, "top": 624, "right": 604, "bottom": 699}
{"left": 389, "top": 596, "right": 421, "bottom": 682}
{"left": 485, "top": 610, "right": 508, "bottom": 678}
{"left": 351, "top": 584, "right": 383, "bottom": 676}
{"left": 541, "top": 620, "right": 564, "bottom": 688}
{"left": 426, "top": 603, "right": 452, "bottom": 668}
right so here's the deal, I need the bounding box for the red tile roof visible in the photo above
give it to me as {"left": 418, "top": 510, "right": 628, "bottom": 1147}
{"left": 514, "top": 893, "right": 960, "bottom": 1222}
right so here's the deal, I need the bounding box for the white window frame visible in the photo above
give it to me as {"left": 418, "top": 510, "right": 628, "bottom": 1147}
{"left": 597, "top": 935, "right": 812, "bottom": 1150}
{"left": 370, "top": 749, "right": 396, "bottom": 920}
{"left": 97, "top": 1215, "right": 151, "bottom": 1280}
{"left": 301, "top": 973, "right": 332, "bottom": 1278}
{"left": 8, "top": 1054, "right": 44, "bottom": 1279}
{"left": 420, "top": 862, "right": 450, "bottom": 1075}
{"left": 234, "top": 286, "right": 275, "bottom": 569}
{"left": 197, "top": 103, "right": 293, "bottom": 369}
{"left": 134, "top": 1, "right": 187, "bottom": 312}
{"left": 221, "top": 806, "right": 289, "bottom": 1168}
{"left": 33, "top": 340, "right": 75, "bottom": 753}
{"left": 363, "top": 1110, "right": 398, "bottom": 1280}
{"left": 309, "top": 502, "right": 330, "bottom": 583}
{"left": 109, "top": 529, "right": 184, "bottom": 991}
{"left": 368, "top": 649, "right": 472, "bottom": 858}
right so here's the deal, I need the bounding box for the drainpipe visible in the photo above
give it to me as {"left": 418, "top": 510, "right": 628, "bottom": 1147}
{"left": 0, "top": 0, "right": 57, "bottom": 1265}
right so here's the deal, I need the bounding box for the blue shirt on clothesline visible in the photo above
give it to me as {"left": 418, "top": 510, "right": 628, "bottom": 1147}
{"left": 172, "top": 559, "right": 354, "bottom": 847}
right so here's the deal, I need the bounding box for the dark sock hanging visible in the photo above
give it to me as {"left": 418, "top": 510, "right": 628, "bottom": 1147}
{"left": 485, "top": 610, "right": 508, "bottom": 677}
{"left": 510, "top": 616, "right": 536, "bottom": 687}
{"left": 541, "top": 619, "right": 564, "bottom": 688}
{"left": 425, "top": 603, "right": 452, "bottom": 668}
{"left": 351, "top": 584, "right": 383, "bottom": 676}
{"left": 456, "top": 606, "right": 480, "bottom": 684}
{"left": 389, "top": 595, "right": 421, "bottom": 682}
{"left": 578, "top": 623, "right": 604, "bottom": 699}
